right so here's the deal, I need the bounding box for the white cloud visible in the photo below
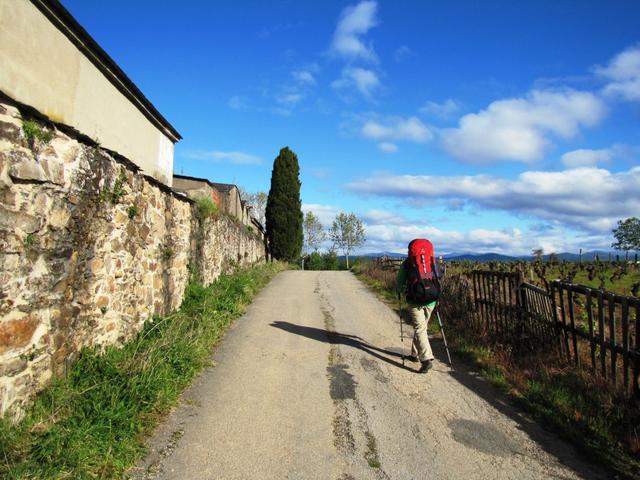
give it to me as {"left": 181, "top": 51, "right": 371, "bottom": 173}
{"left": 394, "top": 45, "right": 413, "bottom": 63}
{"left": 377, "top": 142, "right": 398, "bottom": 153}
{"left": 362, "top": 116, "right": 433, "bottom": 143}
{"left": 361, "top": 222, "right": 608, "bottom": 256}
{"left": 560, "top": 143, "right": 632, "bottom": 167}
{"left": 362, "top": 209, "right": 408, "bottom": 225}
{"left": 302, "top": 203, "right": 340, "bottom": 226}
{"left": 292, "top": 70, "right": 316, "bottom": 85}
{"left": 277, "top": 93, "right": 304, "bottom": 107}
{"left": 183, "top": 150, "right": 263, "bottom": 165}
{"left": 301, "top": 206, "right": 610, "bottom": 256}
{"left": 228, "top": 96, "right": 249, "bottom": 110}
{"left": 330, "top": 1, "right": 378, "bottom": 63}
{"left": 595, "top": 44, "right": 640, "bottom": 102}
{"left": 440, "top": 89, "right": 606, "bottom": 163}
{"left": 348, "top": 166, "right": 640, "bottom": 232}
{"left": 420, "top": 99, "right": 461, "bottom": 119}
{"left": 332, "top": 67, "right": 381, "bottom": 96}
{"left": 561, "top": 148, "right": 612, "bottom": 167}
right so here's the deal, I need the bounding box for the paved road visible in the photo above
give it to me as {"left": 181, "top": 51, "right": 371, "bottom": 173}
{"left": 132, "top": 271, "right": 609, "bottom": 480}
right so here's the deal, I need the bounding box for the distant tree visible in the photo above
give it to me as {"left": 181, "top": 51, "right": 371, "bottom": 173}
{"left": 306, "top": 251, "right": 323, "bottom": 270}
{"left": 532, "top": 248, "right": 544, "bottom": 260}
{"left": 322, "top": 250, "right": 340, "bottom": 271}
{"left": 238, "top": 188, "right": 267, "bottom": 226}
{"left": 548, "top": 252, "right": 559, "bottom": 264}
{"left": 612, "top": 217, "right": 640, "bottom": 260}
{"left": 265, "top": 147, "right": 303, "bottom": 261}
{"left": 329, "top": 212, "right": 366, "bottom": 269}
{"left": 303, "top": 211, "right": 326, "bottom": 253}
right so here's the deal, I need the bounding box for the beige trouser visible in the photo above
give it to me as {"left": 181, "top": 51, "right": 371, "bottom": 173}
{"left": 407, "top": 303, "right": 435, "bottom": 362}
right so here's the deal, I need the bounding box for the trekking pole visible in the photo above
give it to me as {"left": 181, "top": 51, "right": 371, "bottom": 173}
{"left": 435, "top": 306, "right": 453, "bottom": 367}
{"left": 398, "top": 293, "right": 404, "bottom": 366}
{"left": 430, "top": 257, "right": 452, "bottom": 367}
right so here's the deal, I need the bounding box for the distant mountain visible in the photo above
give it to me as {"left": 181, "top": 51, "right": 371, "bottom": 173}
{"left": 443, "top": 252, "right": 521, "bottom": 262}
{"left": 360, "top": 251, "right": 405, "bottom": 258}
{"left": 355, "top": 250, "right": 622, "bottom": 263}
{"left": 442, "top": 250, "right": 619, "bottom": 262}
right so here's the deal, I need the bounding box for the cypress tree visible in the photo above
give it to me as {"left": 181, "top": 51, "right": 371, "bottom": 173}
{"left": 265, "top": 146, "right": 303, "bottom": 261}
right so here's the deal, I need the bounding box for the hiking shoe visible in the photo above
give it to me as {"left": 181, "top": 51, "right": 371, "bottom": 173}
{"left": 418, "top": 360, "right": 433, "bottom": 373}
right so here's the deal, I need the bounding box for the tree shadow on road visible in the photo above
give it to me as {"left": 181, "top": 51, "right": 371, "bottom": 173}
{"left": 270, "top": 321, "right": 417, "bottom": 373}
{"left": 428, "top": 339, "right": 612, "bottom": 479}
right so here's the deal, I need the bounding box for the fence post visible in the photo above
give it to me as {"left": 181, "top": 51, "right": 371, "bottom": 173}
{"left": 550, "top": 281, "right": 563, "bottom": 356}
{"left": 568, "top": 288, "right": 580, "bottom": 367}
{"left": 634, "top": 302, "right": 639, "bottom": 398}
{"left": 622, "top": 298, "right": 630, "bottom": 391}
{"left": 516, "top": 272, "right": 526, "bottom": 347}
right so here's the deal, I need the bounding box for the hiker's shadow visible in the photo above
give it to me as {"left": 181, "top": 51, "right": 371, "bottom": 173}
{"left": 270, "top": 321, "right": 417, "bottom": 372}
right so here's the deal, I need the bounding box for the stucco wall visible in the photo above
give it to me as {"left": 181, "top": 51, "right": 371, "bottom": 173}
{"left": 172, "top": 177, "right": 223, "bottom": 209}
{"left": 0, "top": 98, "right": 265, "bottom": 418}
{"left": 0, "top": 0, "right": 175, "bottom": 186}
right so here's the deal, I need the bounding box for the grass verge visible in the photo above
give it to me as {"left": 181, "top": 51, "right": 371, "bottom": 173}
{"left": 0, "top": 262, "right": 285, "bottom": 479}
{"left": 449, "top": 334, "right": 640, "bottom": 479}
{"left": 354, "top": 266, "right": 640, "bottom": 480}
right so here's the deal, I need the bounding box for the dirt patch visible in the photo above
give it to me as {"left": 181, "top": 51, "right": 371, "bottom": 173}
{"left": 328, "top": 362, "right": 357, "bottom": 400}
{"left": 360, "top": 356, "right": 389, "bottom": 384}
{"left": 449, "top": 418, "right": 523, "bottom": 457}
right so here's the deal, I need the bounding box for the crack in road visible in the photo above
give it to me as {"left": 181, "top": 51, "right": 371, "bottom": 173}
{"left": 318, "top": 282, "right": 390, "bottom": 480}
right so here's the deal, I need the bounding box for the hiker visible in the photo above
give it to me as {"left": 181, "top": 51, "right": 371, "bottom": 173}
{"left": 396, "top": 239, "right": 441, "bottom": 373}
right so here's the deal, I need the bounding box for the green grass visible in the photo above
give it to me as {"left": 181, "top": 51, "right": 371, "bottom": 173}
{"left": 0, "top": 262, "right": 285, "bottom": 479}
{"left": 22, "top": 119, "right": 53, "bottom": 149}
{"left": 455, "top": 339, "right": 640, "bottom": 479}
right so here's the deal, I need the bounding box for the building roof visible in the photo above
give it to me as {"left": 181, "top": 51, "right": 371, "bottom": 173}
{"left": 31, "top": 0, "right": 182, "bottom": 142}
{"left": 210, "top": 182, "right": 237, "bottom": 193}
{"left": 173, "top": 174, "right": 239, "bottom": 195}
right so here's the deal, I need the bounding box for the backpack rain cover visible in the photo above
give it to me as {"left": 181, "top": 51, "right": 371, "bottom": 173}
{"left": 405, "top": 238, "right": 440, "bottom": 304}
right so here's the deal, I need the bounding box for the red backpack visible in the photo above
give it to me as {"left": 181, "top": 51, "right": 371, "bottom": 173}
{"left": 405, "top": 239, "right": 441, "bottom": 303}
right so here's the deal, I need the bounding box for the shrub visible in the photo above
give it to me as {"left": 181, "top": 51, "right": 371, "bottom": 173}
{"left": 196, "top": 197, "right": 219, "bottom": 221}
{"left": 306, "top": 251, "right": 323, "bottom": 270}
{"left": 322, "top": 250, "right": 339, "bottom": 270}
{"left": 22, "top": 119, "right": 53, "bottom": 150}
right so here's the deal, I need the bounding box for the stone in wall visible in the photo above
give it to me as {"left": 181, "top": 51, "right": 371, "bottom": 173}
{"left": 196, "top": 214, "right": 266, "bottom": 286}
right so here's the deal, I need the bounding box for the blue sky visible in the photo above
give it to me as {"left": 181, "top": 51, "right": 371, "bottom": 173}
{"left": 63, "top": 0, "right": 640, "bottom": 255}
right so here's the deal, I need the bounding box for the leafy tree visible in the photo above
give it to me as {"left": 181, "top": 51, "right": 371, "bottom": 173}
{"left": 265, "top": 147, "right": 303, "bottom": 261}
{"left": 612, "top": 217, "right": 640, "bottom": 260}
{"left": 322, "top": 250, "right": 340, "bottom": 270}
{"left": 303, "top": 211, "right": 326, "bottom": 253}
{"left": 329, "top": 212, "right": 365, "bottom": 269}
{"left": 306, "top": 251, "right": 323, "bottom": 270}
{"left": 531, "top": 248, "right": 544, "bottom": 260}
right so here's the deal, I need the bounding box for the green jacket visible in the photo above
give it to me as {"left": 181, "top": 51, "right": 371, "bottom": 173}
{"left": 396, "top": 259, "right": 437, "bottom": 308}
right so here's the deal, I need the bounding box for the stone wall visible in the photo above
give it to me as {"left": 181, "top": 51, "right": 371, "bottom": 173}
{"left": 0, "top": 96, "right": 266, "bottom": 418}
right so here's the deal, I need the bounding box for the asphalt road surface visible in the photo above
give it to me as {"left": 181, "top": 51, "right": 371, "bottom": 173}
{"left": 132, "top": 271, "right": 609, "bottom": 480}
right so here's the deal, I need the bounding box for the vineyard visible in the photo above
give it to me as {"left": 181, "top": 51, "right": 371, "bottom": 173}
{"left": 447, "top": 259, "right": 640, "bottom": 297}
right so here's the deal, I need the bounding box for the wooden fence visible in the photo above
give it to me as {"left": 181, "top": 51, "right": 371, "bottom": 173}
{"left": 471, "top": 270, "right": 640, "bottom": 397}
{"left": 375, "top": 256, "right": 403, "bottom": 271}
